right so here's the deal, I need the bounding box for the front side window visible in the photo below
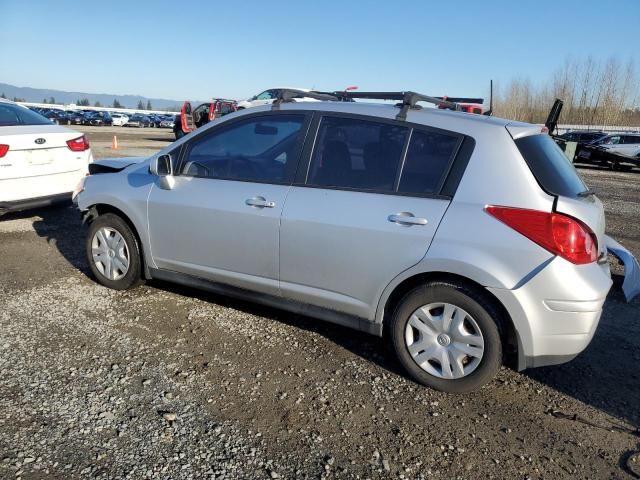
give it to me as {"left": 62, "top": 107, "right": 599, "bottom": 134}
{"left": 181, "top": 114, "right": 305, "bottom": 183}
{"left": 307, "top": 116, "right": 408, "bottom": 191}
{"left": 398, "top": 130, "right": 460, "bottom": 195}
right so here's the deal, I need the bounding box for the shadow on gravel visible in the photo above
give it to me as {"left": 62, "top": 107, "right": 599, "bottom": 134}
{"left": 30, "top": 204, "right": 92, "bottom": 278}
{"left": 144, "top": 136, "right": 174, "bottom": 142}
{"left": 526, "top": 278, "right": 640, "bottom": 428}
{"left": 148, "top": 278, "right": 409, "bottom": 377}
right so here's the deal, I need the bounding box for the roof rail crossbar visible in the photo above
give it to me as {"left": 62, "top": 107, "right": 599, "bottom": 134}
{"left": 272, "top": 89, "right": 339, "bottom": 110}
{"left": 433, "top": 97, "right": 484, "bottom": 104}
{"left": 330, "top": 91, "right": 464, "bottom": 120}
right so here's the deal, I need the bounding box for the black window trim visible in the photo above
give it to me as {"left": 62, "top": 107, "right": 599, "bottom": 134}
{"left": 175, "top": 110, "right": 313, "bottom": 186}
{"left": 294, "top": 111, "right": 470, "bottom": 200}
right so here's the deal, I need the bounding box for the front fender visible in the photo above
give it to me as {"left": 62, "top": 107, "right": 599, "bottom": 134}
{"left": 78, "top": 163, "right": 155, "bottom": 269}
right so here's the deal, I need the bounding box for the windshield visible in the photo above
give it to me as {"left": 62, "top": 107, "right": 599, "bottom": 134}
{"left": 515, "top": 134, "right": 588, "bottom": 198}
{"left": 0, "top": 103, "right": 53, "bottom": 126}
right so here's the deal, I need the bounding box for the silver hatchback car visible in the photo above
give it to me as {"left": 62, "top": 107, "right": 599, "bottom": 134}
{"left": 76, "top": 92, "right": 614, "bottom": 393}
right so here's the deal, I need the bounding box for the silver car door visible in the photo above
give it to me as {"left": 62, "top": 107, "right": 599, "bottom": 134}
{"left": 147, "top": 113, "right": 310, "bottom": 296}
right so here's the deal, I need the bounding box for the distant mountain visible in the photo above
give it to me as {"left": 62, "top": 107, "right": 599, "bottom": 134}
{"left": 0, "top": 82, "right": 199, "bottom": 111}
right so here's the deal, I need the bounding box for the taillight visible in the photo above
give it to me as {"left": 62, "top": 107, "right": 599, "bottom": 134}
{"left": 485, "top": 205, "right": 598, "bottom": 265}
{"left": 66, "top": 135, "right": 90, "bottom": 152}
{"left": 0, "top": 144, "right": 8, "bottom": 158}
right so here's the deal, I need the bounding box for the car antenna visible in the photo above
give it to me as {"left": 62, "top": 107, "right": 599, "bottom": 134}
{"left": 484, "top": 80, "right": 493, "bottom": 116}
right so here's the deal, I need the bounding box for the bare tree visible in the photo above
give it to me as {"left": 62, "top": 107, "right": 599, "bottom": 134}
{"left": 493, "top": 56, "right": 640, "bottom": 127}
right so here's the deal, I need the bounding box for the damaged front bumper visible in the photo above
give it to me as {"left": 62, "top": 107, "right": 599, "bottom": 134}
{"left": 605, "top": 235, "right": 640, "bottom": 302}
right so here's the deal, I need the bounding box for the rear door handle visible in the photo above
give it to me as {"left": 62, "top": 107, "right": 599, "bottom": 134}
{"left": 246, "top": 196, "right": 275, "bottom": 208}
{"left": 388, "top": 213, "right": 428, "bottom": 226}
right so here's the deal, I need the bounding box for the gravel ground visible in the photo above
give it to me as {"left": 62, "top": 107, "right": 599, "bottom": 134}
{"left": 0, "top": 135, "right": 639, "bottom": 479}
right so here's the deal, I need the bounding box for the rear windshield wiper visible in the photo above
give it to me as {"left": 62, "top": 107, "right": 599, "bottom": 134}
{"left": 578, "top": 189, "right": 597, "bottom": 198}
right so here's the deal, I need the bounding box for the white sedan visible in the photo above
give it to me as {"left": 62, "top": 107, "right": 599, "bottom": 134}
{"left": 236, "top": 88, "right": 319, "bottom": 109}
{"left": 111, "top": 113, "right": 129, "bottom": 127}
{"left": 0, "top": 99, "right": 92, "bottom": 216}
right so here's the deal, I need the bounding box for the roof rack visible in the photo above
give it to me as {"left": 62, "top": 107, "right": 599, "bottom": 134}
{"left": 272, "top": 89, "right": 339, "bottom": 110}
{"left": 271, "top": 89, "right": 484, "bottom": 121}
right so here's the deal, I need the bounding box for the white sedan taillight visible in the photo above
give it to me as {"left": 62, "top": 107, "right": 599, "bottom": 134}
{"left": 66, "top": 135, "right": 90, "bottom": 152}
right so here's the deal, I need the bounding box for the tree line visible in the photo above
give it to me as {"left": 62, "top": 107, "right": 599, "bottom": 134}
{"left": 0, "top": 93, "right": 157, "bottom": 110}
{"left": 492, "top": 56, "right": 640, "bottom": 127}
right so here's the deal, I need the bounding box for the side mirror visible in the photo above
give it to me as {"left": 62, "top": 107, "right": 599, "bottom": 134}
{"left": 150, "top": 154, "right": 175, "bottom": 190}
{"left": 150, "top": 154, "right": 173, "bottom": 177}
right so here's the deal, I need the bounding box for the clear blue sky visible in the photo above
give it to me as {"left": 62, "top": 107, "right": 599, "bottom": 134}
{"left": 2, "top": 0, "right": 639, "bottom": 101}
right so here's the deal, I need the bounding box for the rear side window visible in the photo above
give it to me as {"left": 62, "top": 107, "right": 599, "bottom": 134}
{"left": 307, "top": 116, "right": 408, "bottom": 191}
{"left": 515, "top": 134, "right": 587, "bottom": 197}
{"left": 0, "top": 103, "right": 52, "bottom": 126}
{"left": 398, "top": 130, "right": 460, "bottom": 195}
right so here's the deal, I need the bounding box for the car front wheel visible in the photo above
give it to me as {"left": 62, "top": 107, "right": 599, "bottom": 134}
{"left": 86, "top": 213, "right": 144, "bottom": 290}
{"left": 390, "top": 281, "right": 503, "bottom": 393}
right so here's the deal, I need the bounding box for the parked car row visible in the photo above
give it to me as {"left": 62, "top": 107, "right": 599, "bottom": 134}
{"left": 557, "top": 129, "right": 640, "bottom": 169}
{"left": 25, "top": 107, "right": 176, "bottom": 129}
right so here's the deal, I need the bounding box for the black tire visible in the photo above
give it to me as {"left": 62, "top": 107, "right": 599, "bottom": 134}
{"left": 389, "top": 281, "right": 503, "bottom": 393}
{"left": 86, "top": 213, "right": 144, "bottom": 290}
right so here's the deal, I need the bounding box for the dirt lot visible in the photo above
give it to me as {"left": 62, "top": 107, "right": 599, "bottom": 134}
{"left": 1, "top": 126, "right": 639, "bottom": 479}
{"left": 78, "top": 124, "right": 176, "bottom": 159}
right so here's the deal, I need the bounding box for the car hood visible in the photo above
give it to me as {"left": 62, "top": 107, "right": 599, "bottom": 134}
{"left": 93, "top": 156, "right": 148, "bottom": 169}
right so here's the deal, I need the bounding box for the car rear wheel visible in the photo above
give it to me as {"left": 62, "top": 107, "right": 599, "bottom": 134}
{"left": 390, "top": 281, "right": 503, "bottom": 393}
{"left": 86, "top": 213, "right": 144, "bottom": 290}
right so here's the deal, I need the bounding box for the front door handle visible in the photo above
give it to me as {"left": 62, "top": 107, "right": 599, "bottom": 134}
{"left": 246, "top": 196, "right": 276, "bottom": 208}
{"left": 388, "top": 212, "right": 428, "bottom": 226}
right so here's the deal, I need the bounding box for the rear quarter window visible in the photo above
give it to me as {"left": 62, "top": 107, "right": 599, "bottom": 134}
{"left": 515, "top": 134, "right": 587, "bottom": 198}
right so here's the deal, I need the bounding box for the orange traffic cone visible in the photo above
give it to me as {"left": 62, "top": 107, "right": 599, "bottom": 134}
{"left": 111, "top": 135, "right": 118, "bottom": 150}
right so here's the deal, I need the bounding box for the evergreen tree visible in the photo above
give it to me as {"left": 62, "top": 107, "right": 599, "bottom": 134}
{"left": 43, "top": 98, "right": 48, "bottom": 104}
{"left": 137, "top": 100, "right": 145, "bottom": 110}
{"left": 113, "top": 99, "right": 122, "bottom": 108}
{"left": 0, "top": 93, "right": 6, "bottom": 99}
{"left": 146, "top": 100, "right": 152, "bottom": 110}
{"left": 94, "top": 101, "right": 102, "bottom": 107}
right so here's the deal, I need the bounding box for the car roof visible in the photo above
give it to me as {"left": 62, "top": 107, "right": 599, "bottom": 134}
{"left": 0, "top": 98, "right": 15, "bottom": 105}
{"left": 243, "top": 100, "right": 531, "bottom": 136}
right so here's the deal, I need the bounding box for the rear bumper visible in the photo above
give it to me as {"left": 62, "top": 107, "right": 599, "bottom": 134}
{"left": 488, "top": 256, "right": 612, "bottom": 370}
{"left": 0, "top": 192, "right": 72, "bottom": 216}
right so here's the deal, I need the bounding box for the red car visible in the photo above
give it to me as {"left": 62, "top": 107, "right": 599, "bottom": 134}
{"left": 173, "top": 99, "right": 237, "bottom": 139}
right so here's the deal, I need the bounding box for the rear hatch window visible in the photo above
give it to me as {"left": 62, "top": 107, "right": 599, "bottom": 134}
{"left": 514, "top": 134, "right": 587, "bottom": 198}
